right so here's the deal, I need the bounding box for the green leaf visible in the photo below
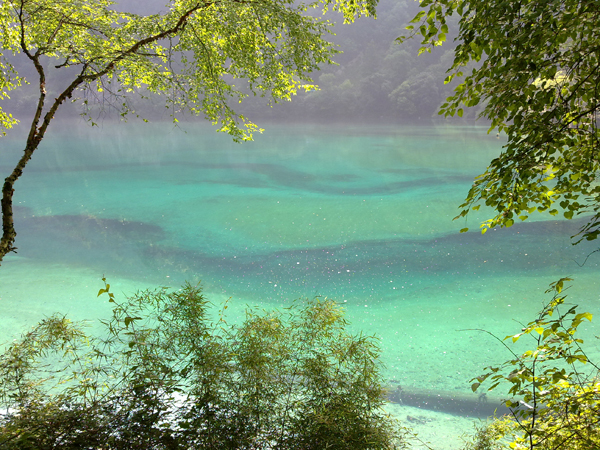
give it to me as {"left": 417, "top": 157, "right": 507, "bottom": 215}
{"left": 556, "top": 281, "right": 563, "bottom": 293}
{"left": 124, "top": 316, "right": 141, "bottom": 328}
{"left": 574, "top": 312, "right": 592, "bottom": 322}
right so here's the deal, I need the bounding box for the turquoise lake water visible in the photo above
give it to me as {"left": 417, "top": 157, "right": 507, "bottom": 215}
{"left": 1, "top": 119, "right": 599, "bottom": 447}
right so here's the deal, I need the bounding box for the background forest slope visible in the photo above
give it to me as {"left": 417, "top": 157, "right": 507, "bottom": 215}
{"left": 4, "top": 0, "right": 468, "bottom": 124}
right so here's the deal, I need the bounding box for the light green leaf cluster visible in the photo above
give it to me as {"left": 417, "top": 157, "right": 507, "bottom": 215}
{"left": 317, "top": 0, "right": 377, "bottom": 23}
{"left": 401, "top": 0, "right": 600, "bottom": 241}
{"left": 1, "top": 0, "right": 377, "bottom": 141}
{"left": 0, "top": 60, "right": 19, "bottom": 135}
{"left": 0, "top": 2, "right": 22, "bottom": 134}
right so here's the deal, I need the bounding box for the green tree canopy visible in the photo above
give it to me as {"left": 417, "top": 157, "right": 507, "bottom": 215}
{"left": 400, "top": 0, "right": 600, "bottom": 240}
{"left": 0, "top": 0, "right": 377, "bottom": 263}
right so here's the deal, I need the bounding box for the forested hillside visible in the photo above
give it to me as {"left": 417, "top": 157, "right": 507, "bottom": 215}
{"left": 4, "top": 0, "right": 468, "bottom": 124}
{"left": 241, "top": 0, "right": 468, "bottom": 122}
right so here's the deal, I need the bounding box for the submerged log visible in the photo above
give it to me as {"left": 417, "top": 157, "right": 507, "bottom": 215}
{"left": 386, "top": 385, "right": 512, "bottom": 418}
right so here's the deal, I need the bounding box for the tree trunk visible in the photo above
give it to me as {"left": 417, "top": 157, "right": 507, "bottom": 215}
{"left": 0, "top": 140, "right": 40, "bottom": 264}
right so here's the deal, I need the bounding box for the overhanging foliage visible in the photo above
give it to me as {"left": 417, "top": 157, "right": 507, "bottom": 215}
{"left": 400, "top": 0, "right": 600, "bottom": 240}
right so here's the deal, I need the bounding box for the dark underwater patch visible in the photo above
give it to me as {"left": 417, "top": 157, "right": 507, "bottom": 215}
{"left": 9, "top": 207, "right": 597, "bottom": 303}
{"left": 17, "top": 214, "right": 164, "bottom": 244}
{"left": 13, "top": 212, "right": 165, "bottom": 278}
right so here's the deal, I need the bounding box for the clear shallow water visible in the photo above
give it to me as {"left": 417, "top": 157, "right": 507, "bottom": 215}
{"left": 1, "top": 120, "right": 599, "bottom": 447}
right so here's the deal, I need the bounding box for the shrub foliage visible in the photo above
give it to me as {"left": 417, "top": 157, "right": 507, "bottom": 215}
{"left": 464, "top": 279, "right": 600, "bottom": 450}
{"left": 0, "top": 281, "right": 404, "bottom": 449}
